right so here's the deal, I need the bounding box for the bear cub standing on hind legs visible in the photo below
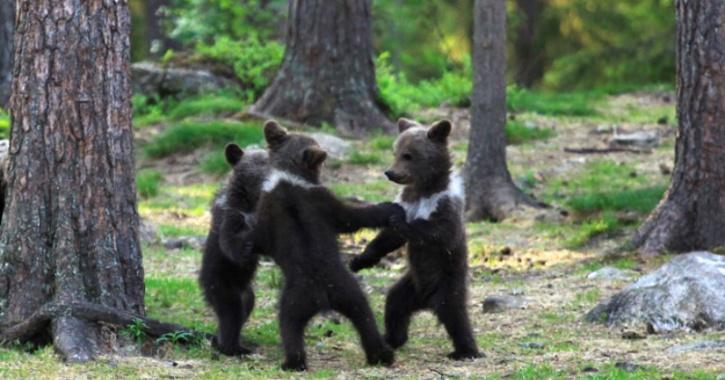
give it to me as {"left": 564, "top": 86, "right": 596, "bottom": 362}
{"left": 349, "top": 118, "right": 482, "bottom": 360}
{"left": 200, "top": 143, "right": 269, "bottom": 356}
{"left": 241, "top": 120, "right": 403, "bottom": 371}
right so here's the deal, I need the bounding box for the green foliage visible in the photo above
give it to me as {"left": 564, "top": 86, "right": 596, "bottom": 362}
{"left": 121, "top": 319, "right": 148, "bottom": 343}
{"left": 167, "top": 93, "right": 247, "bottom": 120}
{"left": 155, "top": 331, "right": 204, "bottom": 346}
{"left": 196, "top": 37, "right": 284, "bottom": 100}
{"left": 505, "top": 121, "right": 555, "bottom": 145}
{"left": 136, "top": 169, "right": 163, "bottom": 199}
{"left": 199, "top": 150, "right": 231, "bottom": 175}
{"left": 158, "top": 224, "right": 206, "bottom": 238}
{"left": 0, "top": 109, "right": 9, "bottom": 139}
{"left": 347, "top": 151, "right": 385, "bottom": 166}
{"left": 568, "top": 187, "right": 665, "bottom": 215}
{"left": 143, "top": 121, "right": 263, "bottom": 158}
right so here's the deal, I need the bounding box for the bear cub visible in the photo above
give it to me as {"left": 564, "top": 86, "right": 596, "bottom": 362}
{"left": 350, "top": 118, "right": 481, "bottom": 360}
{"left": 199, "top": 143, "right": 269, "bottom": 356}
{"left": 243, "top": 120, "right": 404, "bottom": 371}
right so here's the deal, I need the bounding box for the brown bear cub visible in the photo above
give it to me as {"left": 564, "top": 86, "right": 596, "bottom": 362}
{"left": 200, "top": 143, "right": 269, "bottom": 356}
{"left": 242, "top": 120, "right": 403, "bottom": 371}
{"left": 350, "top": 118, "right": 481, "bottom": 360}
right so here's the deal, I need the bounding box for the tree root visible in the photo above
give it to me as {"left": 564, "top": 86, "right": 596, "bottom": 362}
{"left": 0, "top": 301, "right": 211, "bottom": 346}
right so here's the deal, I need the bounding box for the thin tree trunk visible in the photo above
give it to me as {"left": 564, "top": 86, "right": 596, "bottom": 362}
{"left": 513, "top": 0, "right": 545, "bottom": 88}
{"left": 464, "top": 0, "right": 544, "bottom": 221}
{"left": 250, "top": 0, "right": 393, "bottom": 135}
{"left": 631, "top": 0, "right": 725, "bottom": 255}
{"left": 0, "top": 0, "right": 13, "bottom": 107}
{"left": 144, "top": 0, "right": 179, "bottom": 56}
{"left": 0, "top": 0, "right": 144, "bottom": 361}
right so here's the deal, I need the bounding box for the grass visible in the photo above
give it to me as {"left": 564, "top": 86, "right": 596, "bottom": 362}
{"left": 0, "top": 108, "right": 9, "bottom": 139}
{"left": 143, "top": 120, "right": 263, "bottom": 158}
{"left": 133, "top": 93, "right": 249, "bottom": 128}
{"left": 347, "top": 150, "right": 386, "bottom": 166}
{"left": 507, "top": 86, "right": 600, "bottom": 117}
{"left": 330, "top": 180, "right": 396, "bottom": 203}
{"left": 136, "top": 169, "right": 163, "bottom": 199}
{"left": 139, "top": 183, "right": 219, "bottom": 218}
{"left": 199, "top": 150, "right": 231, "bottom": 175}
{"left": 506, "top": 120, "right": 555, "bottom": 145}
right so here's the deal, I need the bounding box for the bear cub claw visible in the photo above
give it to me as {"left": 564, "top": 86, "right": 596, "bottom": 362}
{"left": 447, "top": 350, "right": 483, "bottom": 361}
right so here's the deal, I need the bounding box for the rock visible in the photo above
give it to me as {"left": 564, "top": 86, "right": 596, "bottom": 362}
{"left": 162, "top": 236, "right": 206, "bottom": 251}
{"left": 132, "top": 62, "right": 238, "bottom": 99}
{"left": 615, "top": 362, "right": 640, "bottom": 372}
{"left": 519, "top": 342, "right": 545, "bottom": 349}
{"left": 482, "top": 294, "right": 525, "bottom": 313}
{"left": 586, "top": 267, "right": 638, "bottom": 282}
{"left": 609, "top": 131, "right": 659, "bottom": 148}
{"left": 586, "top": 252, "right": 725, "bottom": 332}
{"left": 594, "top": 124, "right": 614, "bottom": 134}
{"left": 138, "top": 219, "right": 160, "bottom": 245}
{"left": 308, "top": 133, "right": 352, "bottom": 159}
{"left": 665, "top": 340, "right": 725, "bottom": 354}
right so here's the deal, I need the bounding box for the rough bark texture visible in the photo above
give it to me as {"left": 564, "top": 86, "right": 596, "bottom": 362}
{"left": 0, "top": 0, "right": 13, "bottom": 107}
{"left": 631, "top": 0, "right": 725, "bottom": 255}
{"left": 513, "top": 0, "right": 545, "bottom": 88}
{"left": 0, "top": 0, "right": 144, "bottom": 361}
{"left": 464, "top": 0, "right": 543, "bottom": 221}
{"left": 250, "top": 0, "right": 394, "bottom": 135}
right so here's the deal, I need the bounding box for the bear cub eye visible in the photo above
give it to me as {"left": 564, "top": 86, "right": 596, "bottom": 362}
{"left": 402, "top": 153, "right": 413, "bottom": 161}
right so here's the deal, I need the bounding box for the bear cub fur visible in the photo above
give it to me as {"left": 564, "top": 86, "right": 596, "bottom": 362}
{"left": 199, "top": 143, "right": 269, "bottom": 356}
{"left": 350, "top": 118, "right": 481, "bottom": 360}
{"left": 243, "top": 121, "right": 404, "bottom": 371}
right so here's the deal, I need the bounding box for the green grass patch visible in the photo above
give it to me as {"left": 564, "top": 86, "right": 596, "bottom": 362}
{"left": 508, "top": 86, "right": 600, "bottom": 117}
{"left": 346, "top": 150, "right": 386, "bottom": 166}
{"left": 368, "top": 134, "right": 396, "bottom": 151}
{"left": 167, "top": 94, "right": 246, "bottom": 120}
{"left": 158, "top": 224, "right": 206, "bottom": 238}
{"left": 330, "top": 180, "right": 396, "bottom": 203}
{"left": 139, "top": 183, "right": 219, "bottom": 217}
{"left": 199, "top": 150, "right": 231, "bottom": 175}
{"left": 136, "top": 169, "right": 163, "bottom": 199}
{"left": 506, "top": 120, "right": 555, "bottom": 145}
{"left": 568, "top": 187, "right": 665, "bottom": 214}
{"left": 143, "top": 120, "right": 263, "bottom": 158}
{"left": 0, "top": 108, "right": 9, "bottom": 139}
{"left": 145, "top": 277, "right": 212, "bottom": 332}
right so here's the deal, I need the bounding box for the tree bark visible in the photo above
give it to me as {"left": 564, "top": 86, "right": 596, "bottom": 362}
{"left": 630, "top": 0, "right": 725, "bottom": 255}
{"left": 250, "top": 0, "right": 394, "bottom": 136}
{"left": 464, "top": 0, "right": 544, "bottom": 221}
{"left": 0, "top": 0, "right": 144, "bottom": 361}
{"left": 513, "top": 0, "right": 546, "bottom": 88}
{"left": 0, "top": 0, "right": 13, "bottom": 107}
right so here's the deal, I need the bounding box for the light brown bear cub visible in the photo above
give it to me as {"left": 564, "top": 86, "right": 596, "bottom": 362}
{"left": 350, "top": 118, "right": 481, "bottom": 360}
{"left": 242, "top": 121, "right": 404, "bottom": 371}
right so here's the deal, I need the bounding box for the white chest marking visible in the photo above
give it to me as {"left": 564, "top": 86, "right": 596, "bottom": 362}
{"left": 396, "top": 173, "right": 464, "bottom": 222}
{"left": 262, "top": 169, "right": 317, "bottom": 193}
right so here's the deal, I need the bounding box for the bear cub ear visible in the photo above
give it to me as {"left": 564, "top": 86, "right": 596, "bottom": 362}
{"left": 224, "top": 143, "right": 244, "bottom": 166}
{"left": 303, "top": 146, "right": 327, "bottom": 169}
{"left": 264, "top": 120, "right": 289, "bottom": 149}
{"left": 427, "top": 120, "right": 452, "bottom": 143}
{"left": 398, "top": 118, "right": 417, "bottom": 133}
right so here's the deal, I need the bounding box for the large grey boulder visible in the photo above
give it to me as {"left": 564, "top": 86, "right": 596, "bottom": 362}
{"left": 309, "top": 133, "right": 352, "bottom": 159}
{"left": 131, "top": 62, "right": 237, "bottom": 98}
{"left": 586, "top": 252, "right": 725, "bottom": 332}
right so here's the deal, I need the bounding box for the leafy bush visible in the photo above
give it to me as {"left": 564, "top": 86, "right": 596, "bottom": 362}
{"left": 136, "top": 169, "right": 163, "bottom": 199}
{"left": 143, "top": 121, "right": 263, "bottom": 158}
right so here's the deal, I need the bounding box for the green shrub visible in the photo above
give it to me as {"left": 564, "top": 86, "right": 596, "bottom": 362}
{"left": 143, "top": 121, "right": 263, "bottom": 158}
{"left": 167, "top": 94, "right": 247, "bottom": 120}
{"left": 196, "top": 37, "right": 283, "bottom": 99}
{"left": 136, "top": 169, "right": 163, "bottom": 199}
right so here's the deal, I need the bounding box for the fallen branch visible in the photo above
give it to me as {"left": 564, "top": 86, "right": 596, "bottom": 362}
{"left": 564, "top": 147, "right": 651, "bottom": 154}
{"left": 0, "top": 301, "right": 211, "bottom": 344}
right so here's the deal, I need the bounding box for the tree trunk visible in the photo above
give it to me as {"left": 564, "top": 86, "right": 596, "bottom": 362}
{"left": 513, "top": 0, "right": 545, "bottom": 88}
{"left": 631, "top": 0, "right": 725, "bottom": 255}
{"left": 250, "top": 0, "right": 393, "bottom": 135}
{"left": 464, "top": 0, "right": 543, "bottom": 221}
{"left": 0, "top": 0, "right": 144, "bottom": 362}
{"left": 144, "top": 0, "right": 179, "bottom": 56}
{"left": 0, "top": 0, "right": 13, "bottom": 107}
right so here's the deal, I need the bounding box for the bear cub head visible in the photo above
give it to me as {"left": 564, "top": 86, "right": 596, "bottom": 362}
{"left": 263, "top": 120, "right": 327, "bottom": 183}
{"left": 222, "top": 143, "right": 269, "bottom": 211}
{"left": 384, "top": 118, "right": 453, "bottom": 193}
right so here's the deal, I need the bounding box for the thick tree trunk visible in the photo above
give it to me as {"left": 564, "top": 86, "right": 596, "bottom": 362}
{"left": 0, "top": 0, "right": 13, "bottom": 107}
{"left": 250, "top": 0, "right": 393, "bottom": 135}
{"left": 0, "top": 0, "right": 144, "bottom": 361}
{"left": 631, "top": 0, "right": 725, "bottom": 255}
{"left": 464, "top": 0, "right": 544, "bottom": 221}
{"left": 513, "top": 0, "right": 545, "bottom": 88}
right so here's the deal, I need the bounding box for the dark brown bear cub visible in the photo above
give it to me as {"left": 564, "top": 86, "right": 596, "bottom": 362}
{"left": 350, "top": 118, "right": 481, "bottom": 360}
{"left": 200, "top": 143, "right": 268, "bottom": 356}
{"left": 244, "top": 120, "right": 402, "bottom": 371}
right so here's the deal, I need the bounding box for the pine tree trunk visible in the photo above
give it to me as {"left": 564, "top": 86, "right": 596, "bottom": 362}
{"left": 464, "top": 0, "right": 543, "bottom": 221}
{"left": 0, "top": 0, "right": 144, "bottom": 361}
{"left": 0, "top": 0, "right": 13, "bottom": 107}
{"left": 250, "top": 0, "right": 393, "bottom": 135}
{"left": 631, "top": 0, "right": 725, "bottom": 255}
{"left": 513, "top": 0, "right": 545, "bottom": 88}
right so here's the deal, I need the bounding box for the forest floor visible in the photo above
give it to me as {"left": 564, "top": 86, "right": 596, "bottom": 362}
{"left": 1, "top": 90, "right": 723, "bottom": 379}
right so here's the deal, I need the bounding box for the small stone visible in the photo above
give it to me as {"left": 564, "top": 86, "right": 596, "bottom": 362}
{"left": 482, "top": 295, "right": 525, "bottom": 313}
{"left": 500, "top": 246, "right": 513, "bottom": 256}
{"left": 594, "top": 125, "right": 613, "bottom": 134}
{"left": 309, "top": 133, "right": 352, "bottom": 159}
{"left": 609, "top": 131, "right": 659, "bottom": 148}
{"left": 615, "top": 362, "right": 640, "bottom": 372}
{"left": 519, "top": 342, "right": 545, "bottom": 349}
{"left": 665, "top": 340, "right": 725, "bottom": 354}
